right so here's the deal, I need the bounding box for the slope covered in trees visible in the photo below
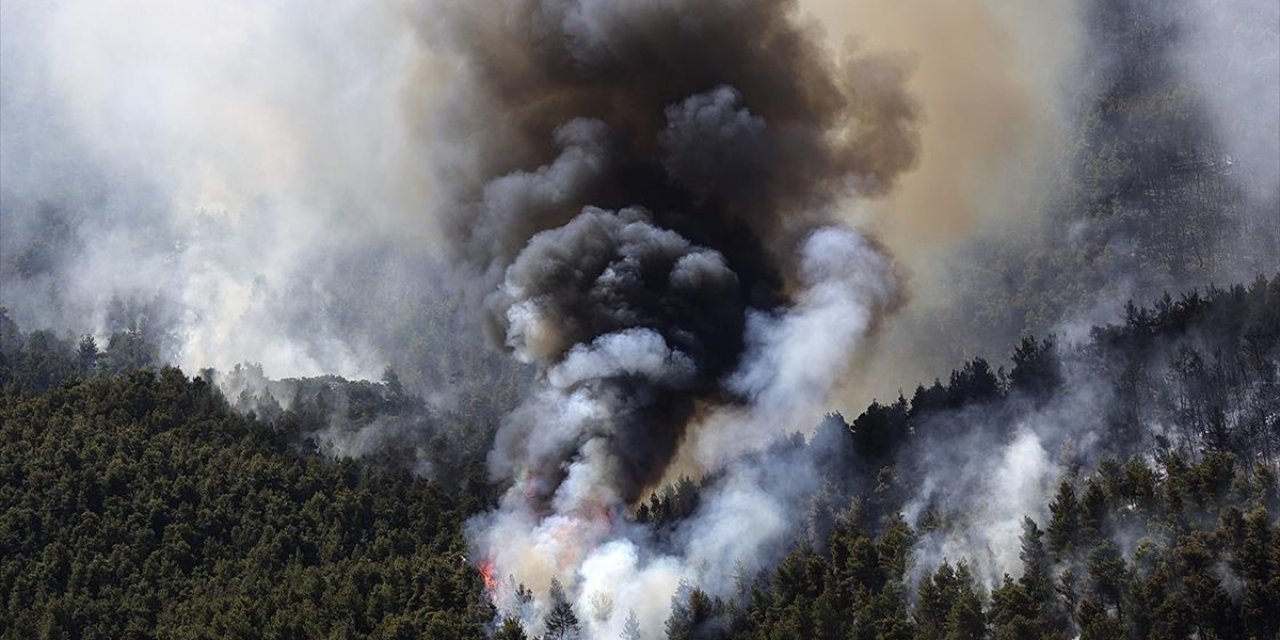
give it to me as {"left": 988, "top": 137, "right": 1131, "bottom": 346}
{"left": 0, "top": 367, "right": 494, "bottom": 639}
{"left": 682, "top": 452, "right": 1279, "bottom": 640}
{"left": 652, "top": 274, "right": 1280, "bottom": 640}
{"left": 2, "top": 274, "right": 1276, "bottom": 639}
{"left": 0, "top": 0, "right": 1276, "bottom": 638}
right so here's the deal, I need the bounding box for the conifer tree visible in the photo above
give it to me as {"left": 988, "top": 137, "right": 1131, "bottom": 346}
{"left": 544, "top": 579, "right": 580, "bottom": 640}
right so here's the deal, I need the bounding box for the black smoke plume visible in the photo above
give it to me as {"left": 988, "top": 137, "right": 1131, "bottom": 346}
{"left": 423, "top": 0, "right": 918, "bottom": 634}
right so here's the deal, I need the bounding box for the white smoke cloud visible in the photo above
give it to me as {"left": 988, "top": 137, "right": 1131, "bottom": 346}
{"left": 0, "top": 0, "right": 442, "bottom": 379}
{"left": 693, "top": 226, "right": 898, "bottom": 466}
{"left": 549, "top": 330, "right": 697, "bottom": 390}
{"left": 470, "top": 218, "right": 898, "bottom": 637}
{"left": 908, "top": 426, "right": 1058, "bottom": 588}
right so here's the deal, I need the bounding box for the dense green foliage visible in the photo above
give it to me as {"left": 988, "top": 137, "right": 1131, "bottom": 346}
{"left": 0, "top": 368, "right": 493, "bottom": 639}
{"left": 717, "top": 454, "right": 1279, "bottom": 640}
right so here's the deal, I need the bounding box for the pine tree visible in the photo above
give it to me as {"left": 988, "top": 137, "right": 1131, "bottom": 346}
{"left": 76, "top": 335, "right": 99, "bottom": 374}
{"left": 1237, "top": 506, "right": 1279, "bottom": 639}
{"left": 494, "top": 617, "right": 529, "bottom": 640}
{"left": 545, "top": 579, "right": 580, "bottom": 640}
{"left": 990, "top": 518, "right": 1067, "bottom": 640}
{"left": 1019, "top": 518, "right": 1052, "bottom": 605}
{"left": 1047, "top": 481, "right": 1081, "bottom": 557}
{"left": 943, "top": 565, "right": 986, "bottom": 640}
{"left": 916, "top": 561, "right": 959, "bottom": 640}
{"left": 1080, "top": 481, "right": 1108, "bottom": 542}
{"left": 664, "top": 580, "right": 714, "bottom": 640}
{"left": 1085, "top": 542, "right": 1125, "bottom": 610}
{"left": 620, "top": 610, "right": 642, "bottom": 640}
{"left": 1076, "top": 597, "right": 1125, "bottom": 640}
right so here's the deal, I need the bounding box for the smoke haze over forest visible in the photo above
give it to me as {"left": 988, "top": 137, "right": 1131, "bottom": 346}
{"left": 2, "top": 0, "right": 1275, "bottom": 389}
{"left": 1, "top": 0, "right": 1277, "bottom": 638}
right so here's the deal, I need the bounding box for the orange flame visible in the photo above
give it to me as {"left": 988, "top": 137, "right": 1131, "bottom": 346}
{"left": 477, "top": 558, "right": 499, "bottom": 605}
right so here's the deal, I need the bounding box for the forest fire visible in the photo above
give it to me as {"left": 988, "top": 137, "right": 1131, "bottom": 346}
{"left": 477, "top": 558, "right": 499, "bottom": 605}
{"left": 0, "top": 0, "right": 1276, "bottom": 637}
{"left": 453, "top": 0, "right": 911, "bottom": 633}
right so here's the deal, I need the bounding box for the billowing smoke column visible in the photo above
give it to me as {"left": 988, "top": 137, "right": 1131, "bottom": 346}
{"left": 425, "top": 0, "right": 917, "bottom": 635}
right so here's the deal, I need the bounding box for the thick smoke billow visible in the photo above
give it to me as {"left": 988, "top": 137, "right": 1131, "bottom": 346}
{"left": 487, "top": 205, "right": 741, "bottom": 504}
{"left": 423, "top": 0, "right": 914, "bottom": 634}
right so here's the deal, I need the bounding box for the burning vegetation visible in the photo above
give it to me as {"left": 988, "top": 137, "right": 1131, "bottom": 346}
{"left": 0, "top": 0, "right": 1277, "bottom": 638}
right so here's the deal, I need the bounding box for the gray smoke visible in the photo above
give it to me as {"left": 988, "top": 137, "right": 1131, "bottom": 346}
{"left": 845, "top": 0, "right": 1279, "bottom": 411}
{"left": 422, "top": 0, "right": 916, "bottom": 635}
{"left": 0, "top": 0, "right": 451, "bottom": 382}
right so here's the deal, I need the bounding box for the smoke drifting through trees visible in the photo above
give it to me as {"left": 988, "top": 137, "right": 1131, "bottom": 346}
{"left": 2, "top": 0, "right": 1277, "bottom": 637}
{"left": 423, "top": 0, "right": 917, "bottom": 634}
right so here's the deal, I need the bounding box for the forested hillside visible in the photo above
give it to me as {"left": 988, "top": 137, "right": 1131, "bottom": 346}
{"left": 0, "top": 367, "right": 493, "bottom": 639}
{"left": 662, "top": 276, "right": 1280, "bottom": 640}
{"left": 0, "top": 0, "right": 1276, "bottom": 637}
{"left": 723, "top": 454, "right": 1278, "bottom": 640}
{"left": 3, "top": 274, "right": 1276, "bottom": 639}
